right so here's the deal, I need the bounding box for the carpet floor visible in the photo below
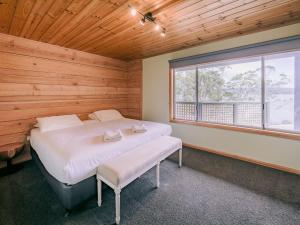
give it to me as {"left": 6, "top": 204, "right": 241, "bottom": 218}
{"left": 0, "top": 160, "right": 299, "bottom": 225}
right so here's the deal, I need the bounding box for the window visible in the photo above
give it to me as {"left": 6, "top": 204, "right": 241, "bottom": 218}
{"left": 264, "top": 52, "right": 298, "bottom": 132}
{"left": 171, "top": 50, "right": 300, "bottom": 135}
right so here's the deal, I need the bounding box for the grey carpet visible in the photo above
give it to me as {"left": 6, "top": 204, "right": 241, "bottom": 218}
{"left": 0, "top": 160, "right": 299, "bottom": 225}
{"left": 169, "top": 147, "right": 300, "bottom": 204}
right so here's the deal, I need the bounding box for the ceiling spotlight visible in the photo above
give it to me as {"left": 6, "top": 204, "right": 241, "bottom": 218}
{"left": 155, "top": 24, "right": 160, "bottom": 31}
{"left": 128, "top": 5, "right": 166, "bottom": 37}
{"left": 130, "top": 7, "right": 137, "bottom": 16}
{"left": 140, "top": 18, "right": 145, "bottom": 26}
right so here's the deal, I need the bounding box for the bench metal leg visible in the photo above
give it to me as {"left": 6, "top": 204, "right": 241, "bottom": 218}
{"left": 115, "top": 188, "right": 121, "bottom": 225}
{"left": 97, "top": 179, "right": 102, "bottom": 207}
{"left": 179, "top": 148, "right": 182, "bottom": 168}
{"left": 156, "top": 162, "right": 160, "bottom": 188}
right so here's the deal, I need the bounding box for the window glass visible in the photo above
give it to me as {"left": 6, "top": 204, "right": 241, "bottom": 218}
{"left": 172, "top": 50, "right": 300, "bottom": 134}
{"left": 174, "top": 68, "right": 196, "bottom": 120}
{"left": 197, "top": 57, "right": 262, "bottom": 127}
{"left": 264, "top": 51, "right": 299, "bottom": 132}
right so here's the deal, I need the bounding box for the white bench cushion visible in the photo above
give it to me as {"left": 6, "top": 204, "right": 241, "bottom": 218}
{"left": 97, "top": 136, "right": 182, "bottom": 187}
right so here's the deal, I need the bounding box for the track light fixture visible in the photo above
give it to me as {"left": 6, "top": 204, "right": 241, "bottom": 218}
{"left": 155, "top": 24, "right": 160, "bottom": 31}
{"left": 128, "top": 5, "right": 166, "bottom": 37}
{"left": 160, "top": 28, "right": 166, "bottom": 37}
{"left": 140, "top": 18, "right": 145, "bottom": 26}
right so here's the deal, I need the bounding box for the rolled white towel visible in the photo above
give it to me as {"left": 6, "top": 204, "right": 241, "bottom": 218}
{"left": 132, "top": 124, "right": 147, "bottom": 133}
{"left": 103, "top": 130, "right": 123, "bottom": 142}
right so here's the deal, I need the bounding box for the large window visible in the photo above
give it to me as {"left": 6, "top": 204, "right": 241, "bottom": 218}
{"left": 172, "top": 50, "right": 300, "bottom": 135}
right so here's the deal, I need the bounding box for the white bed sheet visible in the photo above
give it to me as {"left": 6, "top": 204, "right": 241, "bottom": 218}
{"left": 30, "top": 118, "right": 172, "bottom": 185}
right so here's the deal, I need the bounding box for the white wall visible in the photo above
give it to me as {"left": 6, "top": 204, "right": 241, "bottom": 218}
{"left": 143, "top": 23, "right": 300, "bottom": 171}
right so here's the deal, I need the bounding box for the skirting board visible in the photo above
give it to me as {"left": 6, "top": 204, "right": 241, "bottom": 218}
{"left": 183, "top": 142, "right": 300, "bottom": 175}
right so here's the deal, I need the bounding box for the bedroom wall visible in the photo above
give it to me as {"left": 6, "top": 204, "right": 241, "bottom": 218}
{"left": 0, "top": 33, "right": 142, "bottom": 167}
{"left": 143, "top": 23, "right": 300, "bottom": 173}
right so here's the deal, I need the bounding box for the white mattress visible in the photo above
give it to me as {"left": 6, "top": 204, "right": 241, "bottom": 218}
{"left": 30, "top": 118, "right": 172, "bottom": 185}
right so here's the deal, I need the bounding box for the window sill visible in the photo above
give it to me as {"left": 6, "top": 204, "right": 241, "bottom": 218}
{"left": 170, "top": 119, "right": 300, "bottom": 141}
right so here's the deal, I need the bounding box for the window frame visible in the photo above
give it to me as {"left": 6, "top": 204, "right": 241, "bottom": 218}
{"left": 169, "top": 49, "right": 300, "bottom": 141}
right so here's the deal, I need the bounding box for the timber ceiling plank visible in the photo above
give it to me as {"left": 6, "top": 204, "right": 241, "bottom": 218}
{"left": 123, "top": 1, "right": 300, "bottom": 59}
{"left": 99, "top": 0, "right": 294, "bottom": 57}
{"left": 30, "top": 0, "right": 73, "bottom": 40}
{"left": 20, "top": 0, "right": 55, "bottom": 38}
{"left": 73, "top": 0, "right": 174, "bottom": 51}
{"left": 0, "top": 0, "right": 17, "bottom": 33}
{"left": 94, "top": 0, "right": 300, "bottom": 58}
{"left": 47, "top": 0, "right": 99, "bottom": 44}
{"left": 39, "top": 0, "right": 92, "bottom": 43}
{"left": 62, "top": 0, "right": 132, "bottom": 49}
{"left": 56, "top": 0, "right": 122, "bottom": 46}
{"left": 9, "top": 0, "right": 36, "bottom": 36}
{"left": 0, "top": 0, "right": 299, "bottom": 59}
{"left": 90, "top": 0, "right": 240, "bottom": 54}
{"left": 80, "top": 0, "right": 186, "bottom": 52}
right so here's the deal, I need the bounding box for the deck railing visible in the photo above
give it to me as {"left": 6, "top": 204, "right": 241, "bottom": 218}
{"left": 174, "top": 101, "right": 266, "bottom": 127}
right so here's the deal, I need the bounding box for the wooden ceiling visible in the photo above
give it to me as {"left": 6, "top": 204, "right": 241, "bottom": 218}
{"left": 0, "top": 0, "right": 300, "bottom": 60}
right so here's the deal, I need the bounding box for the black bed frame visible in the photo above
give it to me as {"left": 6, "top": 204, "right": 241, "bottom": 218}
{"left": 31, "top": 147, "right": 98, "bottom": 211}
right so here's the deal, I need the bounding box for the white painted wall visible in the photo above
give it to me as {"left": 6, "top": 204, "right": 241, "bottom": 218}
{"left": 143, "top": 23, "right": 300, "bottom": 171}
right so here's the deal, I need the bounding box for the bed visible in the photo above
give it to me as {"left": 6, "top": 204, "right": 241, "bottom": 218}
{"left": 30, "top": 118, "right": 172, "bottom": 210}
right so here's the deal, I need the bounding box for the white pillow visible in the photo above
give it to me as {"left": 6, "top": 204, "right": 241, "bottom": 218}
{"left": 82, "top": 120, "right": 98, "bottom": 125}
{"left": 88, "top": 113, "right": 98, "bottom": 120}
{"left": 89, "top": 110, "right": 123, "bottom": 122}
{"left": 37, "top": 115, "right": 83, "bottom": 132}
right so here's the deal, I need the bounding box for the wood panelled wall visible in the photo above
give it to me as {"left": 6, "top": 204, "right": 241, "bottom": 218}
{"left": 127, "top": 59, "right": 142, "bottom": 120}
{"left": 0, "top": 33, "right": 142, "bottom": 167}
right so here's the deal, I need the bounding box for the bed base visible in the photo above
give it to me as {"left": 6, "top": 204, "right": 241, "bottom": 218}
{"left": 31, "top": 147, "right": 97, "bottom": 211}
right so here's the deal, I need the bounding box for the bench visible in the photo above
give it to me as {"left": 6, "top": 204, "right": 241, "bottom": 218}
{"left": 96, "top": 136, "right": 182, "bottom": 224}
